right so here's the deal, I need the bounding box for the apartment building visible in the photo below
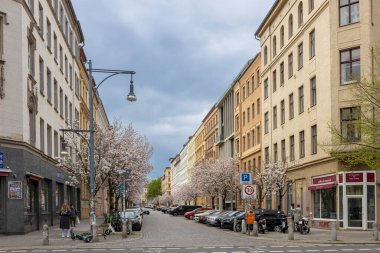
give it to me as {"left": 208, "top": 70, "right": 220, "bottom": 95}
{"left": 194, "top": 125, "right": 205, "bottom": 164}
{"left": 0, "top": 0, "right": 83, "bottom": 233}
{"left": 233, "top": 54, "right": 262, "bottom": 210}
{"left": 203, "top": 105, "right": 218, "bottom": 161}
{"left": 256, "top": 0, "right": 379, "bottom": 230}
{"left": 162, "top": 167, "right": 171, "bottom": 195}
{"left": 169, "top": 154, "right": 180, "bottom": 194}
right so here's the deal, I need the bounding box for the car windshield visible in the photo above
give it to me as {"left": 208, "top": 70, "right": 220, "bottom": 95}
{"left": 119, "top": 212, "right": 136, "bottom": 219}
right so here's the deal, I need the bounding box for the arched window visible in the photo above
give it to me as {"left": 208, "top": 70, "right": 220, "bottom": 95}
{"left": 288, "top": 14, "right": 293, "bottom": 39}
{"left": 298, "top": 2, "right": 304, "bottom": 27}
{"left": 264, "top": 46, "right": 268, "bottom": 65}
{"left": 273, "top": 36, "right": 277, "bottom": 56}
{"left": 280, "top": 26, "right": 285, "bottom": 48}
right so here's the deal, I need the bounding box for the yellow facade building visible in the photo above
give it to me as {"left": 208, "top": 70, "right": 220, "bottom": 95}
{"left": 256, "top": 0, "right": 379, "bottom": 229}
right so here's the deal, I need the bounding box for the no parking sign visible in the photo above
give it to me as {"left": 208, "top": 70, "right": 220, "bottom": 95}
{"left": 242, "top": 184, "right": 257, "bottom": 200}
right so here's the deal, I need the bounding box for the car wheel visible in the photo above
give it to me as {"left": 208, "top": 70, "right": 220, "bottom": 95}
{"left": 274, "top": 225, "right": 282, "bottom": 232}
{"left": 235, "top": 223, "right": 242, "bottom": 232}
{"left": 190, "top": 216, "right": 194, "bottom": 220}
{"left": 173, "top": 213, "right": 178, "bottom": 216}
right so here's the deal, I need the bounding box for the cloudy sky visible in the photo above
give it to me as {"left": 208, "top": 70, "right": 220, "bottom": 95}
{"left": 72, "top": 0, "right": 275, "bottom": 179}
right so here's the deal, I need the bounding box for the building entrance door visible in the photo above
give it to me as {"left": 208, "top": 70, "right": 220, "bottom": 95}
{"left": 347, "top": 197, "right": 363, "bottom": 228}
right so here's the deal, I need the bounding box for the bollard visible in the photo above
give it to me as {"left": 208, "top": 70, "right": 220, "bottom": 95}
{"left": 252, "top": 221, "right": 258, "bottom": 237}
{"left": 373, "top": 222, "right": 378, "bottom": 241}
{"left": 233, "top": 218, "right": 237, "bottom": 232}
{"left": 242, "top": 219, "right": 247, "bottom": 234}
{"left": 287, "top": 217, "right": 294, "bottom": 240}
{"left": 330, "top": 221, "right": 337, "bottom": 241}
{"left": 127, "top": 219, "right": 133, "bottom": 235}
{"left": 121, "top": 220, "right": 127, "bottom": 238}
{"left": 246, "top": 224, "right": 250, "bottom": 235}
{"left": 91, "top": 225, "right": 99, "bottom": 242}
{"left": 42, "top": 224, "right": 49, "bottom": 245}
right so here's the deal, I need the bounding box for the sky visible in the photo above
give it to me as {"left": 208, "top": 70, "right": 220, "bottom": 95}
{"left": 71, "top": 0, "right": 276, "bottom": 179}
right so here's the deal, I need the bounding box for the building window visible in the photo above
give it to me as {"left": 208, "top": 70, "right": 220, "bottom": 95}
{"left": 281, "top": 100, "right": 285, "bottom": 125}
{"left": 243, "top": 86, "right": 246, "bottom": 100}
{"left": 53, "top": 0, "right": 58, "bottom": 14}
{"left": 264, "top": 112, "right": 269, "bottom": 134}
{"left": 69, "top": 102, "right": 73, "bottom": 126}
{"left": 28, "top": 39, "right": 35, "bottom": 77}
{"left": 273, "top": 36, "right": 277, "bottom": 56}
{"left": 299, "top": 130, "right": 305, "bottom": 158}
{"left": 243, "top": 136, "right": 246, "bottom": 152}
{"left": 46, "top": 19, "right": 51, "bottom": 49}
{"left": 309, "top": 0, "right": 315, "bottom": 13}
{"left": 311, "top": 125, "right": 317, "bottom": 154}
{"left": 40, "top": 180, "right": 49, "bottom": 212}
{"left": 47, "top": 68, "right": 51, "bottom": 103}
{"left": 251, "top": 76, "right": 255, "bottom": 91}
{"left": 273, "top": 106, "right": 277, "bottom": 129}
{"left": 313, "top": 189, "right": 336, "bottom": 219}
{"left": 39, "top": 57, "right": 44, "bottom": 94}
{"left": 39, "top": 4, "right": 44, "bottom": 35}
{"left": 59, "top": 88, "right": 63, "bottom": 117}
{"left": 298, "top": 43, "right": 303, "bottom": 69}
{"left": 64, "top": 56, "right": 68, "bottom": 80}
{"left": 247, "top": 81, "right": 250, "bottom": 96}
{"left": 309, "top": 29, "right": 315, "bottom": 59}
{"left": 40, "top": 118, "right": 44, "bottom": 152}
{"left": 339, "top": 0, "right": 360, "bottom": 26}
{"left": 264, "top": 78, "right": 269, "bottom": 99}
{"left": 280, "top": 62, "right": 284, "bottom": 85}
{"left": 64, "top": 95, "right": 68, "bottom": 122}
{"left": 59, "top": 45, "right": 63, "bottom": 70}
{"left": 265, "top": 147, "right": 269, "bottom": 164}
{"left": 47, "top": 124, "right": 52, "bottom": 156}
{"left": 28, "top": 0, "right": 34, "bottom": 14}
{"left": 290, "top": 135, "right": 295, "bottom": 161}
{"left": 247, "top": 133, "right": 250, "bottom": 149}
{"left": 274, "top": 143, "right": 278, "bottom": 163}
{"left": 257, "top": 70, "right": 260, "bottom": 86}
{"left": 273, "top": 70, "right": 277, "bottom": 92}
{"left": 341, "top": 107, "right": 361, "bottom": 142}
{"left": 53, "top": 79, "right": 58, "bottom": 110}
{"left": 288, "top": 14, "right": 293, "bottom": 39}
{"left": 247, "top": 108, "right": 250, "bottom": 123}
{"left": 252, "top": 129, "right": 255, "bottom": 146}
{"left": 289, "top": 93, "right": 294, "bottom": 119}
{"left": 298, "top": 86, "right": 304, "bottom": 114}
{"left": 280, "top": 26, "right": 285, "bottom": 48}
{"left": 298, "top": 2, "right": 304, "bottom": 27}
{"left": 264, "top": 46, "right": 268, "bottom": 65}
{"left": 288, "top": 53, "right": 293, "bottom": 78}
{"left": 281, "top": 139, "right": 286, "bottom": 162}
{"left": 243, "top": 112, "right": 246, "bottom": 126}
{"left": 235, "top": 116, "right": 239, "bottom": 131}
{"left": 252, "top": 103, "right": 255, "bottom": 119}
{"left": 310, "top": 76, "right": 317, "bottom": 106}
{"left": 75, "top": 73, "right": 79, "bottom": 97}
{"left": 29, "top": 107, "right": 36, "bottom": 146}
{"left": 69, "top": 64, "right": 73, "bottom": 89}
{"left": 340, "top": 48, "right": 360, "bottom": 85}
{"left": 257, "top": 98, "right": 260, "bottom": 114}
{"left": 257, "top": 126, "right": 260, "bottom": 144}
{"left": 53, "top": 33, "right": 57, "bottom": 59}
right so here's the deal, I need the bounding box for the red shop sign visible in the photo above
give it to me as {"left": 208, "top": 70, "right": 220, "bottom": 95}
{"left": 312, "top": 175, "right": 336, "bottom": 185}
{"left": 346, "top": 173, "right": 363, "bottom": 183}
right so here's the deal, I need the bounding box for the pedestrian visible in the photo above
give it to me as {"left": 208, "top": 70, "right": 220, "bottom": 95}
{"left": 59, "top": 202, "right": 71, "bottom": 238}
{"left": 290, "top": 203, "right": 295, "bottom": 221}
{"left": 294, "top": 204, "right": 302, "bottom": 223}
{"left": 70, "top": 204, "right": 78, "bottom": 227}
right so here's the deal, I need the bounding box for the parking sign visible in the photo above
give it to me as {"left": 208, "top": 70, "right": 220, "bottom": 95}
{"left": 240, "top": 172, "right": 252, "bottom": 185}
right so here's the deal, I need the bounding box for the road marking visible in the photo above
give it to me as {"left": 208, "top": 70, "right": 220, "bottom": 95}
{"left": 110, "top": 249, "right": 124, "bottom": 251}
{"left": 191, "top": 252, "right": 207, "bottom": 253}
{"left": 305, "top": 250, "right": 320, "bottom": 252}
{"left": 129, "top": 249, "right": 143, "bottom": 251}
{"left": 72, "top": 250, "right": 86, "bottom": 252}
{"left": 52, "top": 250, "right": 67, "bottom": 252}
{"left": 11, "top": 251, "right": 27, "bottom": 253}
{"left": 269, "top": 251, "right": 284, "bottom": 253}
{"left": 185, "top": 248, "right": 198, "bottom": 250}
{"left": 167, "top": 248, "right": 180, "bottom": 250}
{"left": 231, "top": 251, "right": 247, "bottom": 253}
{"left": 340, "top": 250, "right": 354, "bottom": 251}
{"left": 288, "top": 250, "right": 301, "bottom": 253}
{"left": 271, "top": 246, "right": 283, "bottom": 248}
{"left": 210, "top": 252, "right": 227, "bottom": 253}
{"left": 358, "top": 250, "right": 371, "bottom": 251}
{"left": 203, "top": 247, "right": 216, "bottom": 249}
{"left": 220, "top": 247, "right": 233, "bottom": 249}
{"left": 288, "top": 246, "right": 300, "bottom": 248}
{"left": 31, "top": 251, "right": 47, "bottom": 253}
{"left": 322, "top": 250, "right": 338, "bottom": 252}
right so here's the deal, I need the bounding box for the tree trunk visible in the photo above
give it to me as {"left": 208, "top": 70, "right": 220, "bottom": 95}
{"left": 211, "top": 196, "right": 215, "bottom": 209}
{"left": 218, "top": 193, "right": 223, "bottom": 211}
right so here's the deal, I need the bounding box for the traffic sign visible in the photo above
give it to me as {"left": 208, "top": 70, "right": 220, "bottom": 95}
{"left": 242, "top": 184, "right": 257, "bottom": 200}
{"left": 240, "top": 172, "right": 252, "bottom": 185}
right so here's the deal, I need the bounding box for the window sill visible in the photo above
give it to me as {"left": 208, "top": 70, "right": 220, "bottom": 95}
{"left": 39, "top": 91, "right": 45, "bottom": 97}
{"left": 341, "top": 80, "right": 358, "bottom": 86}
{"left": 54, "top": 107, "right": 58, "bottom": 113}
{"left": 47, "top": 47, "right": 52, "bottom": 55}
{"left": 47, "top": 100, "right": 52, "bottom": 106}
{"left": 54, "top": 58, "right": 58, "bottom": 65}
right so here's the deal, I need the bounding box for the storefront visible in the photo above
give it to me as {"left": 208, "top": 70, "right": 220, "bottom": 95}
{"left": 338, "top": 171, "right": 377, "bottom": 230}
{"left": 309, "top": 171, "right": 377, "bottom": 230}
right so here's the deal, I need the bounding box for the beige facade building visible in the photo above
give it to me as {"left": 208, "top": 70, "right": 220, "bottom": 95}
{"left": 194, "top": 125, "right": 205, "bottom": 164}
{"left": 233, "top": 54, "right": 262, "bottom": 210}
{"left": 203, "top": 105, "right": 219, "bottom": 161}
{"left": 162, "top": 167, "right": 171, "bottom": 195}
{"left": 256, "top": 0, "right": 379, "bottom": 229}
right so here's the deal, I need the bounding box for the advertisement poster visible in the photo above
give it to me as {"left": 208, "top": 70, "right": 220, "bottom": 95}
{"left": 8, "top": 181, "right": 22, "bottom": 199}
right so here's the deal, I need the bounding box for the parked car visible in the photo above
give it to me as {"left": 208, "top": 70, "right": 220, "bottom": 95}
{"left": 198, "top": 210, "right": 220, "bottom": 223}
{"left": 184, "top": 208, "right": 212, "bottom": 219}
{"left": 256, "top": 209, "right": 288, "bottom": 232}
{"left": 126, "top": 208, "right": 143, "bottom": 221}
{"left": 194, "top": 210, "right": 216, "bottom": 222}
{"left": 119, "top": 211, "right": 142, "bottom": 231}
{"left": 233, "top": 211, "right": 247, "bottom": 232}
{"left": 142, "top": 208, "right": 150, "bottom": 215}
{"left": 169, "top": 205, "right": 202, "bottom": 216}
{"left": 159, "top": 206, "right": 169, "bottom": 213}
{"left": 220, "top": 211, "right": 243, "bottom": 229}
{"left": 207, "top": 211, "right": 231, "bottom": 226}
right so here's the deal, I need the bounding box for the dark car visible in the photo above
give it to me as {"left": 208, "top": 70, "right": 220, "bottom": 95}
{"left": 220, "top": 211, "right": 243, "bottom": 229}
{"left": 119, "top": 211, "right": 142, "bottom": 231}
{"left": 256, "top": 209, "right": 288, "bottom": 232}
{"left": 169, "top": 205, "right": 202, "bottom": 216}
{"left": 233, "top": 211, "right": 247, "bottom": 232}
{"left": 160, "top": 206, "right": 169, "bottom": 213}
{"left": 142, "top": 208, "right": 150, "bottom": 215}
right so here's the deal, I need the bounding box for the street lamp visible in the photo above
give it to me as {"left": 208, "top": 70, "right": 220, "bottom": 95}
{"left": 87, "top": 60, "right": 136, "bottom": 241}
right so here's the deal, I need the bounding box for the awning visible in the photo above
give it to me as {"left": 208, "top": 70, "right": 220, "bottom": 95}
{"left": 308, "top": 182, "right": 336, "bottom": 191}
{"left": 0, "top": 169, "right": 12, "bottom": 177}
{"left": 26, "top": 171, "right": 43, "bottom": 181}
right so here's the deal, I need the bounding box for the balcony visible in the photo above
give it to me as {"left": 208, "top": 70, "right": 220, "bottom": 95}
{"left": 215, "top": 133, "right": 224, "bottom": 146}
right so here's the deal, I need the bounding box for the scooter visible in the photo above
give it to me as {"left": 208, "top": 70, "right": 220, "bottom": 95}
{"left": 70, "top": 229, "right": 107, "bottom": 243}
{"left": 281, "top": 216, "right": 288, "bottom": 233}
{"left": 295, "top": 216, "right": 310, "bottom": 234}
{"left": 258, "top": 218, "right": 267, "bottom": 234}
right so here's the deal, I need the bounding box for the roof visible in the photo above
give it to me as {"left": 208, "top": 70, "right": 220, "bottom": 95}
{"left": 255, "top": 0, "right": 282, "bottom": 38}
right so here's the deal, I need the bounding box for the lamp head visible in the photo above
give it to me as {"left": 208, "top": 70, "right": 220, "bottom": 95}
{"left": 60, "top": 140, "right": 68, "bottom": 156}
{"left": 126, "top": 80, "right": 137, "bottom": 102}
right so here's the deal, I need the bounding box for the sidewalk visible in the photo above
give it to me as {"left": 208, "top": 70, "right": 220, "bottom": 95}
{"left": 0, "top": 218, "right": 141, "bottom": 250}
{"left": 238, "top": 227, "right": 380, "bottom": 244}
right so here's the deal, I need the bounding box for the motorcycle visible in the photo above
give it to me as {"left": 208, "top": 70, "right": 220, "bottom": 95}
{"left": 281, "top": 216, "right": 288, "bottom": 233}
{"left": 295, "top": 216, "right": 310, "bottom": 234}
{"left": 257, "top": 218, "right": 267, "bottom": 234}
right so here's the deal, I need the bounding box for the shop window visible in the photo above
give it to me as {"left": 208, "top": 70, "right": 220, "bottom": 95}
{"left": 346, "top": 185, "right": 363, "bottom": 195}
{"left": 40, "top": 180, "right": 49, "bottom": 212}
{"left": 339, "top": 185, "right": 343, "bottom": 226}
{"left": 266, "top": 194, "right": 272, "bottom": 209}
{"left": 313, "top": 188, "right": 336, "bottom": 219}
{"left": 367, "top": 185, "right": 376, "bottom": 227}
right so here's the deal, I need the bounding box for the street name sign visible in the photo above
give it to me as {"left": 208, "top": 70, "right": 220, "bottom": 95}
{"left": 240, "top": 172, "right": 252, "bottom": 185}
{"left": 242, "top": 184, "right": 257, "bottom": 200}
